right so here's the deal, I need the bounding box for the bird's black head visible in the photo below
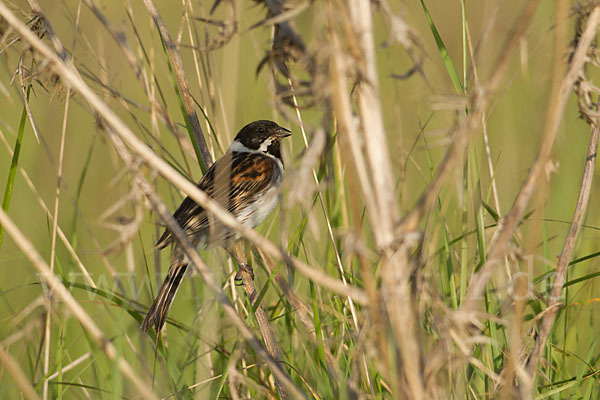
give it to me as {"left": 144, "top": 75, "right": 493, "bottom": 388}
{"left": 232, "top": 120, "right": 291, "bottom": 159}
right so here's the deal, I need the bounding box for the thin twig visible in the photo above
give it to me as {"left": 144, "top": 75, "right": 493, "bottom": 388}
{"left": 42, "top": 79, "right": 70, "bottom": 400}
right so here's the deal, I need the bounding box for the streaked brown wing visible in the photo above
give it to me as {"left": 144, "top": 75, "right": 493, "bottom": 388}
{"left": 155, "top": 152, "right": 277, "bottom": 249}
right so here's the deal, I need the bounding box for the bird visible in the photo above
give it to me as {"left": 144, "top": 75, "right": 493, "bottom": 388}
{"left": 141, "top": 120, "right": 291, "bottom": 333}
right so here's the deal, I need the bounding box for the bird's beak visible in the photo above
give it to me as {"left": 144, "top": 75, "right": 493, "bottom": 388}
{"left": 276, "top": 126, "right": 292, "bottom": 138}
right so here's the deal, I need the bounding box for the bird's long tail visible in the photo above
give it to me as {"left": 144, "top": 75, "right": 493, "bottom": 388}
{"left": 141, "top": 263, "right": 188, "bottom": 332}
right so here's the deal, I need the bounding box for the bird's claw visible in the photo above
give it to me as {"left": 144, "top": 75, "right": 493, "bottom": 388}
{"left": 234, "top": 263, "right": 254, "bottom": 286}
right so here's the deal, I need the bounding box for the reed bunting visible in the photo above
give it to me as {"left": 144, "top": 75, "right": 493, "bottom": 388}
{"left": 141, "top": 120, "right": 291, "bottom": 332}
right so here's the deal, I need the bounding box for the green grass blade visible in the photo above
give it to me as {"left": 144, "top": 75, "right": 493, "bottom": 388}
{"left": 69, "top": 137, "right": 95, "bottom": 252}
{"left": 420, "top": 0, "right": 463, "bottom": 94}
{"left": 0, "top": 86, "right": 29, "bottom": 247}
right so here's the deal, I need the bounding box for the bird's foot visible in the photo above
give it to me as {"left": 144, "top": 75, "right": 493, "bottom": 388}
{"left": 234, "top": 263, "right": 254, "bottom": 286}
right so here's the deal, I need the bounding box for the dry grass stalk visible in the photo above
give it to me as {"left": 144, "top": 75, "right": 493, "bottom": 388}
{"left": 380, "top": 235, "right": 426, "bottom": 399}
{"left": 0, "top": 341, "right": 41, "bottom": 400}
{"left": 398, "top": 0, "right": 543, "bottom": 234}
{"left": 424, "top": 3, "right": 600, "bottom": 392}
{"left": 525, "top": 123, "right": 600, "bottom": 369}
{"left": 0, "top": 128, "right": 96, "bottom": 287}
{"left": 347, "top": 0, "right": 398, "bottom": 250}
{"left": 327, "top": 19, "right": 392, "bottom": 392}
{"left": 328, "top": 0, "right": 429, "bottom": 396}
{"left": 142, "top": 0, "right": 213, "bottom": 168}
{"left": 0, "top": 208, "right": 159, "bottom": 400}
{"left": 526, "top": 6, "right": 600, "bottom": 376}
{"left": 462, "top": 5, "right": 600, "bottom": 309}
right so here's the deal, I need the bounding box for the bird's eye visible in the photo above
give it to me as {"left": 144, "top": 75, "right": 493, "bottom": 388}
{"left": 258, "top": 126, "right": 266, "bottom": 133}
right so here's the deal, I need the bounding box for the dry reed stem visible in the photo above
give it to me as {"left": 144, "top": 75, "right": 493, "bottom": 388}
{"left": 0, "top": 342, "right": 41, "bottom": 400}
{"left": 526, "top": 118, "right": 600, "bottom": 376}
{"left": 45, "top": 352, "right": 92, "bottom": 381}
{"left": 0, "top": 208, "right": 158, "bottom": 400}
{"left": 381, "top": 236, "right": 426, "bottom": 399}
{"left": 41, "top": 84, "right": 70, "bottom": 400}
{"left": 501, "top": 273, "right": 530, "bottom": 398}
{"left": 329, "top": 1, "right": 428, "bottom": 394}
{"left": 142, "top": 0, "right": 213, "bottom": 169}
{"left": 327, "top": 7, "right": 391, "bottom": 389}
{"left": 327, "top": 31, "right": 379, "bottom": 240}
{"left": 347, "top": 0, "right": 398, "bottom": 250}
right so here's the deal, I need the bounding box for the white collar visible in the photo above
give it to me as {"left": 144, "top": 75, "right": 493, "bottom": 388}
{"left": 228, "top": 139, "right": 284, "bottom": 169}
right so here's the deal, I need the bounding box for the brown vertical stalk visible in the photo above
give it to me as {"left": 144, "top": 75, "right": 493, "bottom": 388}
{"left": 142, "top": 0, "right": 213, "bottom": 169}
{"left": 526, "top": 123, "right": 600, "bottom": 377}
{"left": 504, "top": 1, "right": 569, "bottom": 395}
{"left": 328, "top": 14, "right": 388, "bottom": 384}
{"left": 231, "top": 243, "right": 288, "bottom": 400}
{"left": 380, "top": 238, "right": 426, "bottom": 399}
